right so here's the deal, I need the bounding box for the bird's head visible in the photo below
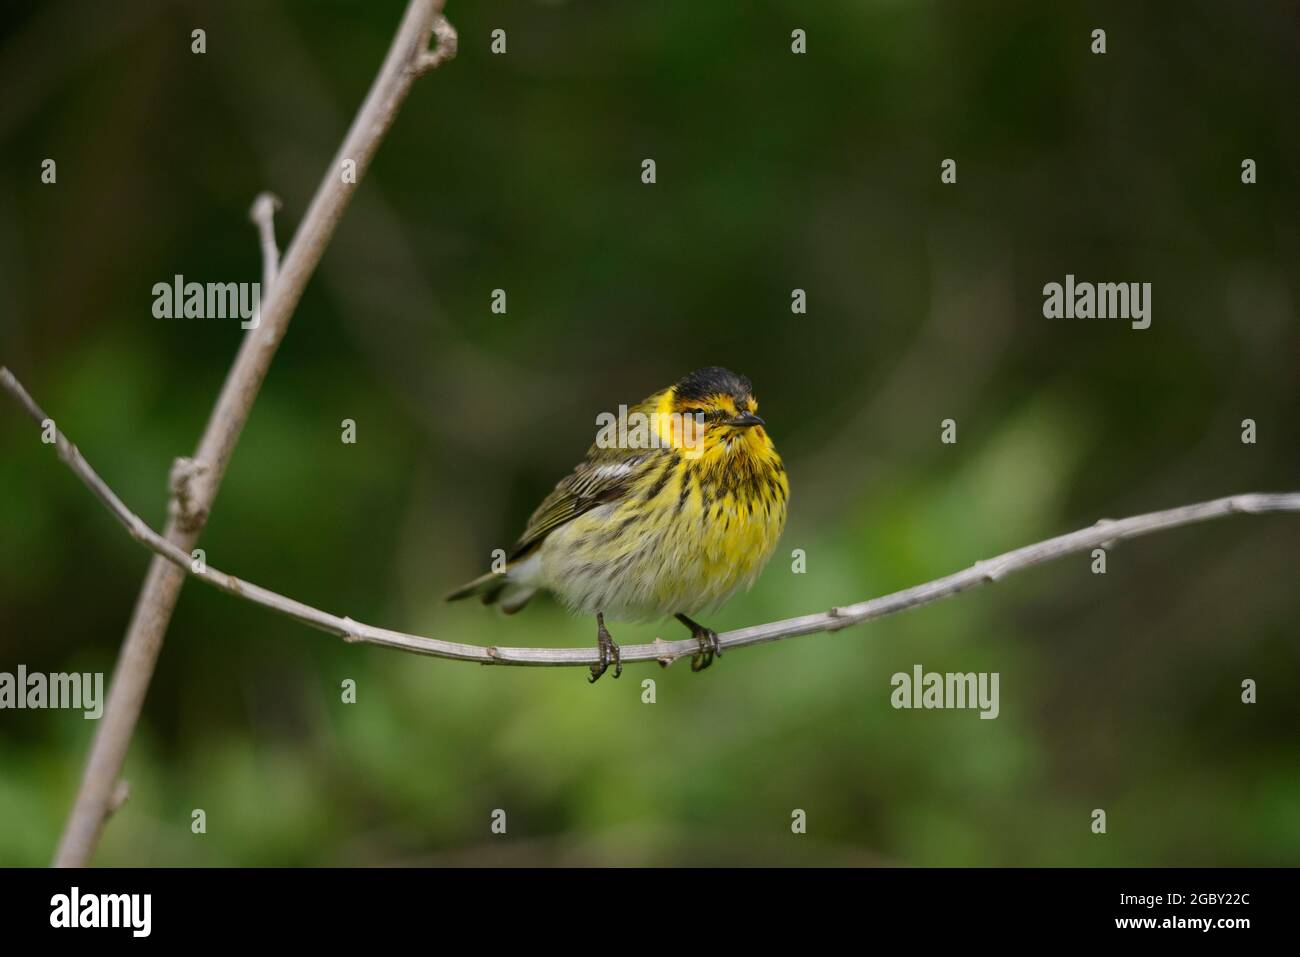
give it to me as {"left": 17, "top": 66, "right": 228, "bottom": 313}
{"left": 663, "top": 366, "right": 768, "bottom": 459}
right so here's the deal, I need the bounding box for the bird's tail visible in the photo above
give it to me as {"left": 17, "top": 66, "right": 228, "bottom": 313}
{"left": 444, "top": 568, "right": 537, "bottom": 615}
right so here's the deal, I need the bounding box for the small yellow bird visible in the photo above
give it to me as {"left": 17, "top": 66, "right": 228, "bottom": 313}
{"left": 447, "top": 367, "right": 789, "bottom": 681}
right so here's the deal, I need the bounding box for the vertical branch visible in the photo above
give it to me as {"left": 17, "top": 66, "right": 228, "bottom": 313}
{"left": 52, "top": 0, "right": 457, "bottom": 867}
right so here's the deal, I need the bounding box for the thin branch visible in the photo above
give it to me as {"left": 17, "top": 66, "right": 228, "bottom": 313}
{"left": 46, "top": 0, "right": 457, "bottom": 868}
{"left": 250, "top": 191, "right": 282, "bottom": 290}
{"left": 6, "top": 367, "right": 1297, "bottom": 670}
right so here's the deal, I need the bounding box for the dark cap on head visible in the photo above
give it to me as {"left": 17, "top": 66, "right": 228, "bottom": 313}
{"left": 674, "top": 366, "right": 754, "bottom": 403}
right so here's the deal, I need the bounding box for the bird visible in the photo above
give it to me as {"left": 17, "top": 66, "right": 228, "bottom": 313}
{"left": 446, "top": 367, "right": 789, "bottom": 682}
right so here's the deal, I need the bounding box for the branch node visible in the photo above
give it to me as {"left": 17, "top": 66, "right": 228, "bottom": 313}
{"left": 340, "top": 616, "right": 362, "bottom": 644}
{"left": 413, "top": 15, "right": 458, "bottom": 74}
{"left": 1226, "top": 496, "right": 1266, "bottom": 515}
{"left": 1090, "top": 520, "right": 1119, "bottom": 550}
{"left": 825, "top": 607, "right": 855, "bottom": 631}
{"left": 249, "top": 191, "right": 281, "bottom": 225}
{"left": 107, "top": 780, "right": 131, "bottom": 817}
{"left": 1095, "top": 517, "right": 1120, "bottom": 549}
{"left": 650, "top": 636, "right": 678, "bottom": 667}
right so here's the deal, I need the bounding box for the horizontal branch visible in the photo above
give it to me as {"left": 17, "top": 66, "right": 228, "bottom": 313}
{"left": 4, "top": 366, "right": 1298, "bottom": 668}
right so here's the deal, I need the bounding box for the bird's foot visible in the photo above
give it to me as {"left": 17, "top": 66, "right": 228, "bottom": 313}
{"left": 589, "top": 613, "right": 622, "bottom": 683}
{"left": 676, "top": 613, "right": 721, "bottom": 672}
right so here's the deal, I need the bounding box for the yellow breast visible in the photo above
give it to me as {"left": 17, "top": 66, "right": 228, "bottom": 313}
{"left": 538, "top": 427, "right": 788, "bottom": 620}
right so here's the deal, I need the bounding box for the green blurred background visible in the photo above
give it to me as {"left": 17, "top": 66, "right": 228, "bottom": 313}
{"left": 1, "top": 0, "right": 1297, "bottom": 866}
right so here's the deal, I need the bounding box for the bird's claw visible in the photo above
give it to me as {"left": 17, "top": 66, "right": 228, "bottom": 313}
{"left": 589, "top": 619, "right": 621, "bottom": 683}
{"left": 675, "top": 613, "right": 722, "bottom": 673}
{"left": 689, "top": 625, "right": 721, "bottom": 672}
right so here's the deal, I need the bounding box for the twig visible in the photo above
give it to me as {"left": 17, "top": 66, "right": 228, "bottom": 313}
{"left": 250, "top": 192, "right": 281, "bottom": 290}
{"left": 6, "top": 366, "right": 1297, "bottom": 670}
{"left": 45, "top": 0, "right": 457, "bottom": 868}
{"left": 414, "top": 15, "right": 458, "bottom": 74}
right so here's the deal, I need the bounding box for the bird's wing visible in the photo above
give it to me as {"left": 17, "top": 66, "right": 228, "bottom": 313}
{"left": 508, "top": 450, "right": 656, "bottom": 560}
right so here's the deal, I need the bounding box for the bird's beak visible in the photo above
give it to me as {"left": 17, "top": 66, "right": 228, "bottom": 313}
{"left": 729, "top": 411, "right": 765, "bottom": 428}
